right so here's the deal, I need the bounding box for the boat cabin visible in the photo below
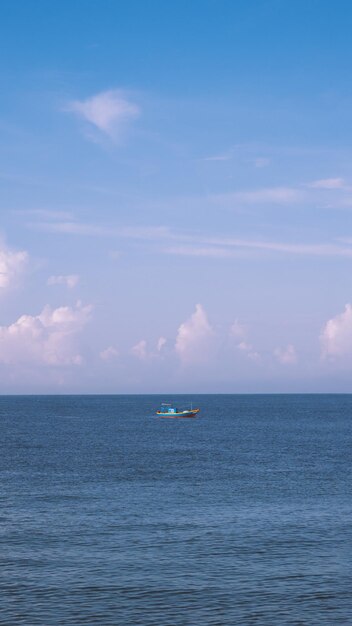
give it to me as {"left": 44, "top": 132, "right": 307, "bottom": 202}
{"left": 160, "top": 403, "right": 178, "bottom": 414}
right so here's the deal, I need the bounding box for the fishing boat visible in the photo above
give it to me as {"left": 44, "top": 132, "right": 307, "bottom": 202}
{"left": 156, "top": 403, "right": 200, "bottom": 418}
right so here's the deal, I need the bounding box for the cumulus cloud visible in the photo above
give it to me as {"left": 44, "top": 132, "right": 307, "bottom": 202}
{"left": 230, "top": 319, "right": 247, "bottom": 340}
{"left": 0, "top": 301, "right": 92, "bottom": 366}
{"left": 321, "top": 304, "right": 352, "bottom": 358}
{"left": 131, "top": 337, "right": 167, "bottom": 360}
{"left": 157, "top": 337, "right": 167, "bottom": 352}
{"left": 175, "top": 304, "right": 214, "bottom": 364}
{"left": 47, "top": 274, "right": 79, "bottom": 289}
{"left": 131, "top": 339, "right": 147, "bottom": 360}
{"left": 237, "top": 341, "right": 260, "bottom": 362}
{"left": 66, "top": 90, "right": 140, "bottom": 138}
{"left": 0, "top": 244, "right": 28, "bottom": 291}
{"left": 230, "top": 319, "right": 260, "bottom": 361}
{"left": 274, "top": 344, "right": 297, "bottom": 364}
{"left": 100, "top": 346, "right": 119, "bottom": 361}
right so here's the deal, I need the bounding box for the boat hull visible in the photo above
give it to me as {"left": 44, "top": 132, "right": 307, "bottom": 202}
{"left": 156, "top": 408, "right": 200, "bottom": 418}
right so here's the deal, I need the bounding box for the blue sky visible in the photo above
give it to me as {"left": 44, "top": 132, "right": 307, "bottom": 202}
{"left": 1, "top": 0, "right": 352, "bottom": 392}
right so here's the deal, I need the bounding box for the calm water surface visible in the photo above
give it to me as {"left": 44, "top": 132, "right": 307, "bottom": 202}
{"left": 1, "top": 394, "right": 351, "bottom": 625}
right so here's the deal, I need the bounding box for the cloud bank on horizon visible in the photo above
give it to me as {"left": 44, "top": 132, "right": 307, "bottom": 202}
{"left": 1, "top": 0, "right": 352, "bottom": 392}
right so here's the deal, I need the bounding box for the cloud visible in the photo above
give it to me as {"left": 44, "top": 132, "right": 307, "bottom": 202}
{"left": 47, "top": 274, "right": 79, "bottom": 289}
{"left": 29, "top": 220, "right": 171, "bottom": 241}
{"left": 230, "top": 319, "right": 247, "bottom": 340}
{"left": 131, "top": 339, "right": 147, "bottom": 360}
{"left": 165, "top": 236, "right": 352, "bottom": 259}
{"left": 238, "top": 342, "right": 261, "bottom": 362}
{"left": 0, "top": 244, "right": 28, "bottom": 291}
{"left": 253, "top": 157, "right": 270, "bottom": 168}
{"left": 30, "top": 221, "right": 113, "bottom": 236}
{"left": 274, "top": 344, "right": 297, "bottom": 364}
{"left": 131, "top": 337, "right": 167, "bottom": 361}
{"left": 0, "top": 301, "right": 92, "bottom": 366}
{"left": 100, "top": 346, "right": 119, "bottom": 361}
{"left": 157, "top": 337, "right": 167, "bottom": 352}
{"left": 175, "top": 304, "right": 214, "bottom": 364}
{"left": 230, "top": 320, "right": 260, "bottom": 361}
{"left": 321, "top": 304, "right": 352, "bottom": 358}
{"left": 66, "top": 90, "right": 140, "bottom": 138}
{"left": 28, "top": 214, "right": 352, "bottom": 260}
{"left": 309, "top": 178, "right": 345, "bottom": 189}
{"left": 213, "top": 186, "right": 301, "bottom": 206}
{"left": 16, "top": 209, "right": 74, "bottom": 220}
{"left": 202, "top": 153, "right": 232, "bottom": 162}
{"left": 164, "top": 246, "right": 236, "bottom": 258}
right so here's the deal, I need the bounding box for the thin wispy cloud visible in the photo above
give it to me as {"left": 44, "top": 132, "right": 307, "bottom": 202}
{"left": 164, "top": 236, "right": 352, "bottom": 259}
{"left": 253, "top": 157, "right": 270, "bottom": 168}
{"left": 47, "top": 275, "right": 80, "bottom": 289}
{"left": 308, "top": 178, "right": 346, "bottom": 189}
{"left": 29, "top": 221, "right": 114, "bottom": 237}
{"left": 66, "top": 89, "right": 140, "bottom": 139}
{"left": 29, "top": 220, "right": 171, "bottom": 240}
{"left": 201, "top": 153, "right": 232, "bottom": 162}
{"left": 28, "top": 214, "right": 352, "bottom": 259}
{"left": 16, "top": 209, "right": 74, "bottom": 220}
{"left": 164, "top": 246, "right": 237, "bottom": 258}
{"left": 212, "top": 186, "right": 301, "bottom": 205}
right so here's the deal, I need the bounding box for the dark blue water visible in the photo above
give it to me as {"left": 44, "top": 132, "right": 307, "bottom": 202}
{"left": 1, "top": 395, "right": 351, "bottom": 625}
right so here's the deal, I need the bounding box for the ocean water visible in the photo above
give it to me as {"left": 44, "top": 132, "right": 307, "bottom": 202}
{"left": 1, "top": 394, "right": 351, "bottom": 625}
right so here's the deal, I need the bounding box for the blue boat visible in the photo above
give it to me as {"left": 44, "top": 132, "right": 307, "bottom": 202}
{"left": 156, "top": 403, "right": 200, "bottom": 418}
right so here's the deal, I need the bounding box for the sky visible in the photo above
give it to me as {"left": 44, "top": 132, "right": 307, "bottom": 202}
{"left": 1, "top": 0, "right": 352, "bottom": 393}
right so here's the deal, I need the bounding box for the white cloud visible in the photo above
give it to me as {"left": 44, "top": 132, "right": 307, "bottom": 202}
{"left": 213, "top": 186, "right": 301, "bottom": 206}
{"left": 30, "top": 221, "right": 113, "bottom": 236}
{"left": 131, "top": 339, "right": 147, "bottom": 360}
{"left": 274, "top": 344, "right": 297, "bottom": 364}
{"left": 47, "top": 274, "right": 79, "bottom": 289}
{"left": 309, "top": 178, "right": 345, "bottom": 189}
{"left": 230, "top": 320, "right": 260, "bottom": 361}
{"left": 253, "top": 157, "right": 270, "bottom": 168}
{"left": 230, "top": 319, "right": 247, "bottom": 340}
{"left": 0, "top": 301, "right": 92, "bottom": 366}
{"left": 66, "top": 90, "right": 140, "bottom": 138}
{"left": 164, "top": 236, "right": 352, "bottom": 259}
{"left": 16, "top": 209, "right": 74, "bottom": 220}
{"left": 321, "top": 304, "right": 352, "bottom": 358}
{"left": 164, "top": 246, "right": 236, "bottom": 258}
{"left": 0, "top": 244, "right": 28, "bottom": 291}
{"left": 100, "top": 346, "right": 119, "bottom": 361}
{"left": 237, "top": 341, "right": 260, "bottom": 362}
{"left": 157, "top": 337, "right": 167, "bottom": 352}
{"left": 238, "top": 341, "right": 252, "bottom": 352}
{"left": 175, "top": 304, "right": 214, "bottom": 364}
{"left": 202, "top": 153, "right": 232, "bottom": 162}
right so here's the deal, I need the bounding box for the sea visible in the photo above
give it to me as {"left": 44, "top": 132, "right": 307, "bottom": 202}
{"left": 1, "top": 394, "right": 351, "bottom": 625}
